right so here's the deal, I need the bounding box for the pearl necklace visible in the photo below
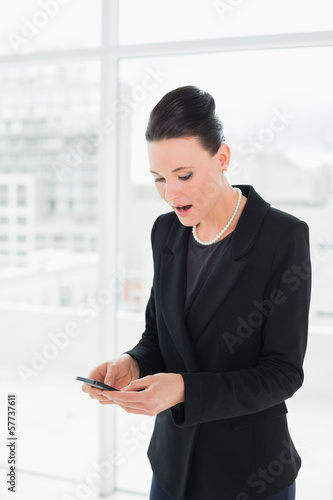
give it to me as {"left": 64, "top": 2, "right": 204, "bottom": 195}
{"left": 192, "top": 187, "right": 242, "bottom": 246}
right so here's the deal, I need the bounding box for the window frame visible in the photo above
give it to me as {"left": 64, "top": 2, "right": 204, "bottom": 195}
{"left": 0, "top": 0, "right": 332, "bottom": 495}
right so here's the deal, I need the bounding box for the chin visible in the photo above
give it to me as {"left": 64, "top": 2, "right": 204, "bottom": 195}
{"left": 177, "top": 218, "right": 193, "bottom": 227}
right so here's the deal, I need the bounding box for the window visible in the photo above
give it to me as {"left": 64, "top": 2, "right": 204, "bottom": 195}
{"left": 59, "top": 285, "right": 71, "bottom": 307}
{"left": 54, "top": 235, "right": 65, "bottom": 241}
{"left": 1, "top": 0, "right": 102, "bottom": 56}
{"left": 0, "top": 3, "right": 332, "bottom": 499}
{"left": 117, "top": 46, "right": 333, "bottom": 329}
{"left": 119, "top": 0, "right": 333, "bottom": 44}
{"left": 0, "top": 185, "right": 8, "bottom": 205}
{"left": 48, "top": 200, "right": 56, "bottom": 211}
{"left": 73, "top": 235, "right": 84, "bottom": 243}
{"left": 115, "top": 31, "right": 333, "bottom": 500}
{"left": 17, "top": 184, "right": 27, "bottom": 206}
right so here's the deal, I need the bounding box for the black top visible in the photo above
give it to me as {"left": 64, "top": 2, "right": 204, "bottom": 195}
{"left": 184, "top": 230, "right": 234, "bottom": 319}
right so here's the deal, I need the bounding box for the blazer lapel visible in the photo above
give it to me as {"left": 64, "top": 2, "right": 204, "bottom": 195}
{"left": 185, "top": 254, "right": 246, "bottom": 342}
{"left": 159, "top": 222, "right": 199, "bottom": 372}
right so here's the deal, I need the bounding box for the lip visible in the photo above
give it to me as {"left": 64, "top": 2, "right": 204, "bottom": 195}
{"left": 174, "top": 205, "right": 192, "bottom": 217}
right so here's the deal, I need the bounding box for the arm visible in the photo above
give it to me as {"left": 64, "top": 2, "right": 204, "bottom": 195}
{"left": 126, "top": 284, "right": 167, "bottom": 376}
{"left": 82, "top": 217, "right": 166, "bottom": 406}
{"left": 103, "top": 278, "right": 184, "bottom": 414}
{"left": 125, "top": 215, "right": 167, "bottom": 376}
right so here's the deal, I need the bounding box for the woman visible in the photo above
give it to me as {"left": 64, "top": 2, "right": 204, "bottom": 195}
{"left": 83, "top": 86, "right": 311, "bottom": 500}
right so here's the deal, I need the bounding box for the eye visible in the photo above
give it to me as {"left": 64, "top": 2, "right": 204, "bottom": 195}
{"left": 179, "top": 173, "right": 193, "bottom": 181}
{"left": 154, "top": 177, "right": 165, "bottom": 183}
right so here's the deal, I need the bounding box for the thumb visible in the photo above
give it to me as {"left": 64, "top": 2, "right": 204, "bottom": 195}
{"left": 123, "top": 376, "right": 150, "bottom": 392}
{"left": 104, "top": 365, "right": 118, "bottom": 387}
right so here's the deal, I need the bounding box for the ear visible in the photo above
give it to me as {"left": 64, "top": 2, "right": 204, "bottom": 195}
{"left": 217, "top": 143, "right": 231, "bottom": 171}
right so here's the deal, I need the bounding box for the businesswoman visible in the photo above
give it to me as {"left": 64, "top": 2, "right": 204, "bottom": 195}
{"left": 83, "top": 86, "right": 311, "bottom": 500}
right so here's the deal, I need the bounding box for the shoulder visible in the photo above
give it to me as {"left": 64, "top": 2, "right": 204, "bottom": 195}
{"left": 256, "top": 206, "right": 310, "bottom": 269}
{"left": 154, "top": 210, "right": 177, "bottom": 227}
{"left": 265, "top": 206, "right": 309, "bottom": 239}
{"left": 150, "top": 211, "right": 179, "bottom": 244}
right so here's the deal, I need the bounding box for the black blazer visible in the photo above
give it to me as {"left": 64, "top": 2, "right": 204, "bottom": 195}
{"left": 127, "top": 185, "right": 311, "bottom": 500}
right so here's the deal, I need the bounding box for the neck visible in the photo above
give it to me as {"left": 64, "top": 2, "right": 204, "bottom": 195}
{"left": 196, "top": 185, "right": 241, "bottom": 242}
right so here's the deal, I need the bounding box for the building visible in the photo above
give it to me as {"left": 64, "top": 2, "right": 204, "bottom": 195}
{"left": 0, "top": 63, "right": 100, "bottom": 256}
{"left": 0, "top": 173, "right": 36, "bottom": 267}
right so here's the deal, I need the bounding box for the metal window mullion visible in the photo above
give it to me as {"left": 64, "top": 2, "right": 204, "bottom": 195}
{"left": 1, "top": 30, "right": 333, "bottom": 66}
{"left": 113, "top": 30, "right": 333, "bottom": 58}
{"left": 98, "top": 0, "right": 119, "bottom": 497}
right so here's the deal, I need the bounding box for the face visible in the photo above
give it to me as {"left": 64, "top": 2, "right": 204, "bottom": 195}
{"left": 148, "top": 136, "right": 230, "bottom": 227}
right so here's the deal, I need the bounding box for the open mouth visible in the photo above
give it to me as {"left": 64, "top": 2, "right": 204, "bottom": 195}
{"left": 174, "top": 205, "right": 192, "bottom": 216}
{"left": 177, "top": 205, "right": 192, "bottom": 212}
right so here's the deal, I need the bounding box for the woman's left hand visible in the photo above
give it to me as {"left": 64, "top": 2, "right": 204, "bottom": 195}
{"left": 102, "top": 373, "right": 185, "bottom": 416}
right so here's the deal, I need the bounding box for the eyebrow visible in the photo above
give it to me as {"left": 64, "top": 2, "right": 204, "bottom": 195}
{"left": 150, "top": 166, "right": 195, "bottom": 175}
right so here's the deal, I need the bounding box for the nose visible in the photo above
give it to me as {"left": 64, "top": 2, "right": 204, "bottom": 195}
{"left": 164, "top": 179, "right": 183, "bottom": 204}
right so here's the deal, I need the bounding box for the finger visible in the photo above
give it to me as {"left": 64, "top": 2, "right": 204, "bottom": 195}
{"left": 113, "top": 399, "right": 147, "bottom": 410}
{"left": 90, "top": 395, "right": 108, "bottom": 402}
{"left": 116, "top": 402, "right": 154, "bottom": 416}
{"left": 82, "top": 384, "right": 103, "bottom": 396}
{"left": 123, "top": 377, "right": 151, "bottom": 392}
{"left": 104, "top": 364, "right": 121, "bottom": 388}
{"left": 101, "top": 389, "right": 122, "bottom": 400}
{"left": 103, "top": 391, "right": 146, "bottom": 404}
{"left": 89, "top": 392, "right": 111, "bottom": 402}
{"left": 88, "top": 364, "right": 108, "bottom": 383}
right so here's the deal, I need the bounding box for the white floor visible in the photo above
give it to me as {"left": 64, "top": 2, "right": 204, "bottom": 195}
{"left": 0, "top": 471, "right": 148, "bottom": 500}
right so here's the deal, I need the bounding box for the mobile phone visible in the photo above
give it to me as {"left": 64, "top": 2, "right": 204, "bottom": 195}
{"left": 76, "top": 376, "right": 119, "bottom": 391}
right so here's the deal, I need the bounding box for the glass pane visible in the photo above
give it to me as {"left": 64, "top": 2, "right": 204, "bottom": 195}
{"left": 0, "top": 60, "right": 101, "bottom": 496}
{"left": 1, "top": 0, "right": 101, "bottom": 55}
{"left": 119, "top": 0, "right": 333, "bottom": 45}
{"left": 116, "top": 47, "right": 333, "bottom": 496}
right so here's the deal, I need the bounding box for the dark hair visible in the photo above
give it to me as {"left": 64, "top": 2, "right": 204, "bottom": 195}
{"left": 145, "top": 85, "right": 225, "bottom": 156}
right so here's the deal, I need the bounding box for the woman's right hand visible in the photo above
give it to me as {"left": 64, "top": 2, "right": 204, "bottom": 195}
{"left": 81, "top": 354, "right": 140, "bottom": 404}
